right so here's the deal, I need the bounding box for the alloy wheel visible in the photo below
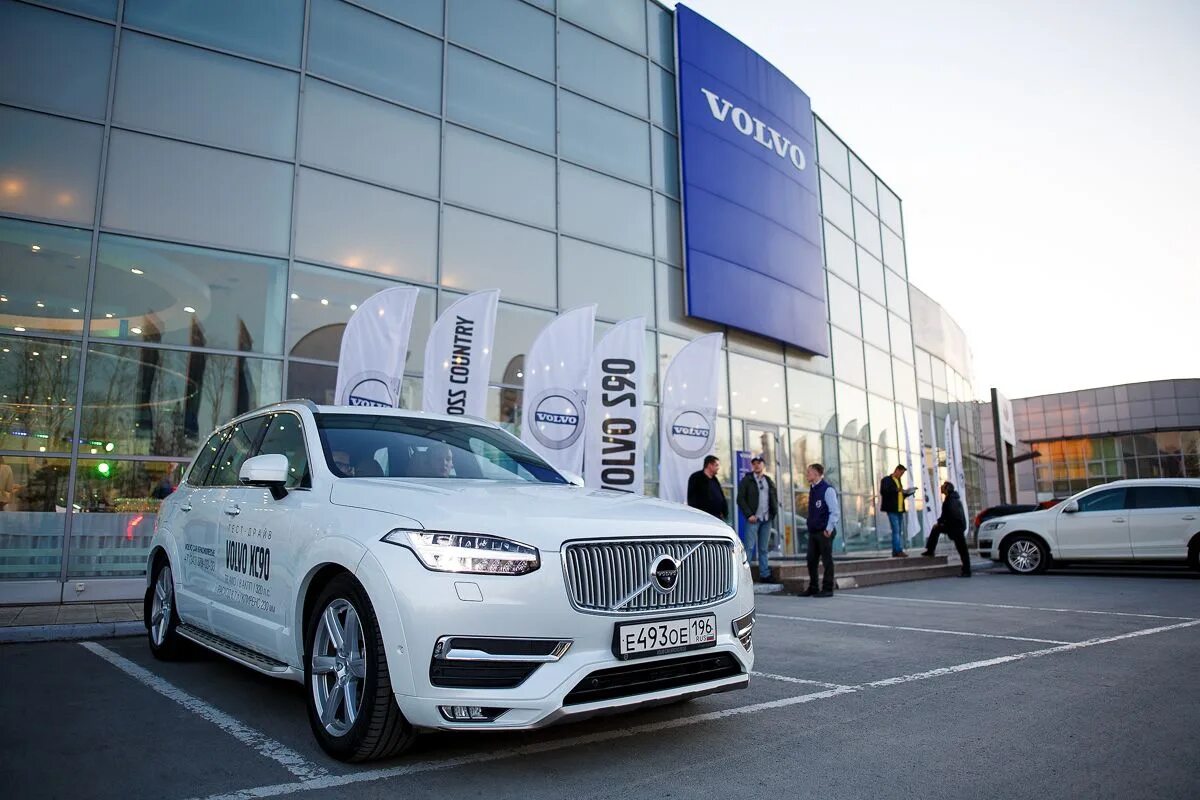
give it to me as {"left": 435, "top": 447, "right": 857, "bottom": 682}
{"left": 150, "top": 566, "right": 173, "bottom": 646}
{"left": 311, "top": 598, "right": 367, "bottom": 737}
{"left": 1008, "top": 540, "right": 1041, "bottom": 573}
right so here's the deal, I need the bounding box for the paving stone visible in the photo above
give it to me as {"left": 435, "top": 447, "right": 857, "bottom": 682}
{"left": 97, "top": 603, "right": 139, "bottom": 623}
{"left": 13, "top": 606, "right": 59, "bottom": 625}
{"left": 55, "top": 605, "right": 99, "bottom": 624}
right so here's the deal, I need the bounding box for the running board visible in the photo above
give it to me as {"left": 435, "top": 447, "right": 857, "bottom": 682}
{"left": 178, "top": 624, "right": 300, "bottom": 680}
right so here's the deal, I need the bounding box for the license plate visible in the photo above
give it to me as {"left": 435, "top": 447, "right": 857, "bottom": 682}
{"left": 614, "top": 614, "right": 717, "bottom": 660}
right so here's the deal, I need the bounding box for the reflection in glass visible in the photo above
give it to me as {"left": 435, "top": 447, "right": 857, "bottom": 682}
{"left": 448, "top": 0, "right": 553, "bottom": 79}
{"left": 69, "top": 459, "right": 187, "bottom": 578}
{"left": 443, "top": 125, "right": 556, "bottom": 227}
{"left": 728, "top": 354, "right": 786, "bottom": 422}
{"left": 559, "top": 91, "right": 651, "bottom": 185}
{"left": 830, "top": 329, "right": 865, "bottom": 390}
{"left": 558, "top": 23, "right": 648, "bottom": 117}
{"left": 0, "top": 455, "right": 70, "bottom": 580}
{"left": 560, "top": 0, "right": 646, "bottom": 52}
{"left": 0, "top": 107, "right": 103, "bottom": 226}
{"left": 0, "top": 2, "right": 113, "bottom": 119}
{"left": 787, "top": 369, "right": 836, "bottom": 433}
{"left": 836, "top": 381, "right": 869, "bottom": 441}
{"left": 91, "top": 234, "right": 286, "bottom": 354}
{"left": 441, "top": 207, "right": 556, "bottom": 306}
{"left": 560, "top": 164, "right": 653, "bottom": 255}
{"left": 447, "top": 47, "right": 555, "bottom": 152}
{"left": 559, "top": 238, "right": 653, "bottom": 322}
{"left": 287, "top": 361, "right": 335, "bottom": 406}
{"left": 124, "top": 0, "right": 304, "bottom": 66}
{"left": 80, "top": 342, "right": 281, "bottom": 457}
{"left": 355, "top": 0, "right": 444, "bottom": 35}
{"left": 0, "top": 336, "right": 80, "bottom": 453}
{"left": 0, "top": 218, "right": 91, "bottom": 337}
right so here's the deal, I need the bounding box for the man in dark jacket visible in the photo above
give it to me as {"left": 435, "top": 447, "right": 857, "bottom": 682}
{"left": 923, "top": 481, "right": 971, "bottom": 576}
{"left": 687, "top": 455, "right": 727, "bottom": 521}
{"left": 879, "top": 464, "right": 916, "bottom": 557}
{"left": 737, "top": 456, "right": 779, "bottom": 580}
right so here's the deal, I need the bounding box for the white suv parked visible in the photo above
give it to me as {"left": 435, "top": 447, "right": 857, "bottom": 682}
{"left": 145, "top": 401, "right": 754, "bottom": 761}
{"left": 978, "top": 478, "right": 1200, "bottom": 574}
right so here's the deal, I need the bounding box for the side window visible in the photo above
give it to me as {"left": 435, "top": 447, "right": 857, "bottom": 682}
{"left": 1132, "top": 486, "right": 1193, "bottom": 510}
{"left": 188, "top": 430, "right": 225, "bottom": 486}
{"left": 256, "top": 413, "right": 310, "bottom": 488}
{"left": 1076, "top": 488, "right": 1126, "bottom": 513}
{"left": 209, "top": 417, "right": 268, "bottom": 486}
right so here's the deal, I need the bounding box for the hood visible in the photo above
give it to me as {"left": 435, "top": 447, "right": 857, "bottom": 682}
{"left": 329, "top": 478, "right": 734, "bottom": 549}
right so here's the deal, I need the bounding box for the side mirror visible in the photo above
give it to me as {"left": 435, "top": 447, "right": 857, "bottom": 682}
{"left": 559, "top": 471, "right": 586, "bottom": 488}
{"left": 240, "top": 454, "right": 290, "bottom": 500}
{"left": 1062, "top": 500, "right": 1079, "bottom": 514}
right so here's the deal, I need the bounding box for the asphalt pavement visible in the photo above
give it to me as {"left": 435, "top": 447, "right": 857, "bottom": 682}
{"left": 2, "top": 564, "right": 1197, "bottom": 800}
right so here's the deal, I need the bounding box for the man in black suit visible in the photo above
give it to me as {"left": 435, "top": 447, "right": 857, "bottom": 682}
{"left": 687, "top": 455, "right": 727, "bottom": 521}
{"left": 923, "top": 481, "right": 971, "bottom": 576}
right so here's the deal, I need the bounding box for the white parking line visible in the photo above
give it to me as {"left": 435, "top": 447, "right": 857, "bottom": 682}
{"left": 841, "top": 594, "right": 1198, "bottom": 621}
{"left": 79, "top": 642, "right": 328, "bottom": 782}
{"left": 188, "top": 617, "right": 1200, "bottom": 800}
{"left": 756, "top": 612, "right": 1072, "bottom": 645}
{"left": 750, "top": 671, "right": 851, "bottom": 690}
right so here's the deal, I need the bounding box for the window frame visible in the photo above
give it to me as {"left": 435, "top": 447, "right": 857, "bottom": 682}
{"left": 1073, "top": 487, "right": 1127, "bottom": 513}
{"left": 253, "top": 410, "right": 313, "bottom": 490}
{"left": 206, "top": 415, "right": 270, "bottom": 487}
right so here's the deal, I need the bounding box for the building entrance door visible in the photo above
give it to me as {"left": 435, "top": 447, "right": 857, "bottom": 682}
{"left": 740, "top": 423, "right": 793, "bottom": 554}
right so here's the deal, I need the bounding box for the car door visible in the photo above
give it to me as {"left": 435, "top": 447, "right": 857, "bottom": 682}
{"left": 1128, "top": 484, "right": 1199, "bottom": 560}
{"left": 215, "top": 411, "right": 314, "bottom": 661}
{"left": 173, "top": 428, "right": 227, "bottom": 628}
{"left": 1054, "top": 487, "right": 1132, "bottom": 559}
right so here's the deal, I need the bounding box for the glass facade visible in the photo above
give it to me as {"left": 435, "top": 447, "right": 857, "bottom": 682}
{"left": 0, "top": 0, "right": 961, "bottom": 601}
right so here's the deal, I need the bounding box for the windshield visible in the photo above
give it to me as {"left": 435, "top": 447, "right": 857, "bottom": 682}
{"left": 314, "top": 414, "right": 567, "bottom": 484}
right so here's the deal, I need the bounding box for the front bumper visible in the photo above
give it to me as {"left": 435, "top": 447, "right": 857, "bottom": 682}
{"left": 360, "top": 545, "right": 755, "bottom": 731}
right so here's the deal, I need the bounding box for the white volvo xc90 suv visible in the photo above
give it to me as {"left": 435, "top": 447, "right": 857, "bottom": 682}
{"left": 145, "top": 401, "right": 755, "bottom": 761}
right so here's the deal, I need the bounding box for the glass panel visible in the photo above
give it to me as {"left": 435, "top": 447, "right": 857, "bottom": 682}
{"left": 823, "top": 221, "right": 856, "bottom": 285}
{"left": 209, "top": 416, "right": 268, "bottom": 486}
{"left": 443, "top": 125, "right": 555, "bottom": 227}
{"left": 849, "top": 154, "right": 877, "bottom": 213}
{"left": 560, "top": 0, "right": 646, "bottom": 52}
{"left": 287, "top": 263, "right": 434, "bottom": 370}
{"left": 560, "top": 164, "right": 653, "bottom": 254}
{"left": 647, "top": 0, "right": 673, "bottom": 66}
{"left": 0, "top": 2, "right": 113, "bottom": 118}
{"left": 868, "top": 393, "right": 897, "bottom": 449}
{"left": 80, "top": 342, "right": 282, "bottom": 457}
{"left": 68, "top": 459, "right": 186, "bottom": 577}
{"left": 441, "top": 207, "right": 556, "bottom": 306}
{"left": 90, "top": 234, "right": 286, "bottom": 355}
{"left": 256, "top": 412, "right": 309, "bottom": 488}
{"left": 308, "top": 0, "right": 441, "bottom": 113}
{"left": 653, "top": 193, "right": 681, "bottom": 264}
{"left": 816, "top": 120, "right": 849, "bottom": 187}
{"left": 355, "top": 0, "right": 444, "bottom": 35}
{"left": 0, "top": 335, "right": 80, "bottom": 452}
{"left": 860, "top": 296, "right": 890, "bottom": 350}
{"left": 102, "top": 130, "right": 292, "bottom": 255}
{"left": 881, "top": 226, "right": 906, "bottom": 274}
{"left": 1077, "top": 488, "right": 1125, "bottom": 513}
{"left": 286, "top": 360, "right": 336, "bottom": 405}
{"left": 300, "top": 79, "right": 439, "bottom": 196}
{"left": 892, "top": 359, "right": 918, "bottom": 409}
{"left": 558, "top": 22, "right": 648, "bottom": 117}
{"left": 864, "top": 344, "right": 893, "bottom": 398}
{"left": 655, "top": 264, "right": 721, "bottom": 340}
{"left": 826, "top": 276, "right": 861, "bottom": 337}
{"left": 879, "top": 184, "right": 902, "bottom": 234}
{"left": 114, "top": 32, "right": 298, "bottom": 159}
{"left": 559, "top": 91, "right": 651, "bottom": 184}
{"left": 854, "top": 201, "right": 882, "bottom": 260}
{"left": 293, "top": 167, "right": 438, "bottom": 281}
{"left": 728, "top": 355, "right": 786, "bottom": 423}
{"left": 857, "top": 247, "right": 885, "bottom": 303}
{"left": 787, "top": 369, "right": 835, "bottom": 432}
{"left": 836, "top": 380, "right": 868, "bottom": 440}
{"left": 124, "top": 0, "right": 304, "bottom": 66}
{"left": 651, "top": 129, "right": 680, "bottom": 196}
{"left": 839, "top": 440, "right": 872, "bottom": 497}
{"left": 820, "top": 170, "right": 853, "bottom": 236}
{"left": 890, "top": 313, "right": 914, "bottom": 362}
{"left": 658, "top": 331, "right": 728, "bottom": 413}
{"left": 0, "top": 106, "right": 102, "bottom": 226}
{"left": 448, "top": 0, "right": 553, "bottom": 79}
{"left": 186, "top": 429, "right": 223, "bottom": 486}
{"left": 559, "top": 238, "right": 653, "bottom": 321}
{"left": 446, "top": 46, "right": 555, "bottom": 152}
{"left": 885, "top": 268, "right": 909, "bottom": 319}
{"left": 649, "top": 64, "right": 677, "bottom": 133}
{"left": 467, "top": 298, "right": 554, "bottom": 385}
{"left": 0, "top": 218, "right": 91, "bottom": 337}
{"left": 831, "top": 328, "right": 864, "bottom": 390}
{"left": 0, "top": 455, "right": 69, "bottom": 579}
{"left": 41, "top": 0, "right": 117, "bottom": 18}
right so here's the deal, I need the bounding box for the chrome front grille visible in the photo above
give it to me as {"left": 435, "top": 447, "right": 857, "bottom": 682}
{"left": 562, "top": 539, "right": 736, "bottom": 614}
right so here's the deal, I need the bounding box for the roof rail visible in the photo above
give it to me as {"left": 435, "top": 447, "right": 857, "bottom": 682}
{"left": 250, "top": 398, "right": 319, "bottom": 415}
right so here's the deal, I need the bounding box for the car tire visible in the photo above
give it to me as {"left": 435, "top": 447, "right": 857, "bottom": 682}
{"left": 305, "top": 574, "right": 415, "bottom": 762}
{"left": 146, "top": 559, "right": 188, "bottom": 660}
{"left": 1003, "top": 535, "right": 1049, "bottom": 575}
{"left": 1188, "top": 538, "right": 1199, "bottom": 573}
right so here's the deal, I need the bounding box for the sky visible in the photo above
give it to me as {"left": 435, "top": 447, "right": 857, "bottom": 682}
{"left": 668, "top": 0, "right": 1200, "bottom": 399}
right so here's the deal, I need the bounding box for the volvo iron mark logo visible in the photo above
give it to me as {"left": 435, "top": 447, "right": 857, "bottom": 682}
{"left": 667, "top": 408, "right": 714, "bottom": 459}
{"left": 529, "top": 389, "right": 584, "bottom": 450}
{"left": 342, "top": 372, "right": 395, "bottom": 408}
{"left": 650, "top": 554, "right": 679, "bottom": 594}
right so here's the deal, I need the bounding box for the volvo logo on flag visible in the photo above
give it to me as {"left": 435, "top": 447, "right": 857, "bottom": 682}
{"left": 650, "top": 554, "right": 680, "bottom": 593}
{"left": 529, "top": 389, "right": 584, "bottom": 451}
{"left": 344, "top": 373, "right": 395, "bottom": 407}
{"left": 667, "top": 408, "right": 714, "bottom": 459}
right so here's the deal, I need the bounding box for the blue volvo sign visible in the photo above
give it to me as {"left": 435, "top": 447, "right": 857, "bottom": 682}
{"left": 675, "top": 5, "right": 827, "bottom": 356}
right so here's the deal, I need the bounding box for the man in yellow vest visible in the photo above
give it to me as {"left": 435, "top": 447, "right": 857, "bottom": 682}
{"left": 879, "top": 464, "right": 916, "bottom": 557}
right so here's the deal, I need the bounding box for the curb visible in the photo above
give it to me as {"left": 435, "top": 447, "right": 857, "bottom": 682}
{"left": 753, "top": 583, "right": 783, "bottom": 595}
{"left": 0, "top": 621, "right": 144, "bottom": 644}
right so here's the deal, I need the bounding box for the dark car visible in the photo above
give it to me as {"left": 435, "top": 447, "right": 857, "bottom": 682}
{"left": 971, "top": 499, "right": 1066, "bottom": 536}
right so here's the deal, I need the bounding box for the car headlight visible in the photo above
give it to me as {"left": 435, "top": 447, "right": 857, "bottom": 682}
{"left": 733, "top": 539, "right": 748, "bottom": 566}
{"left": 382, "top": 529, "right": 540, "bottom": 575}
{"left": 981, "top": 520, "right": 1007, "bottom": 532}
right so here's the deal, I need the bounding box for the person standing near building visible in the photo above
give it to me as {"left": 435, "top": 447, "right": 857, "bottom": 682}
{"left": 737, "top": 456, "right": 778, "bottom": 581}
{"left": 0, "top": 455, "right": 15, "bottom": 511}
{"left": 879, "top": 464, "right": 916, "bottom": 557}
{"left": 687, "top": 455, "right": 728, "bottom": 521}
{"left": 802, "top": 463, "right": 840, "bottom": 597}
{"left": 922, "top": 481, "right": 971, "bottom": 576}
